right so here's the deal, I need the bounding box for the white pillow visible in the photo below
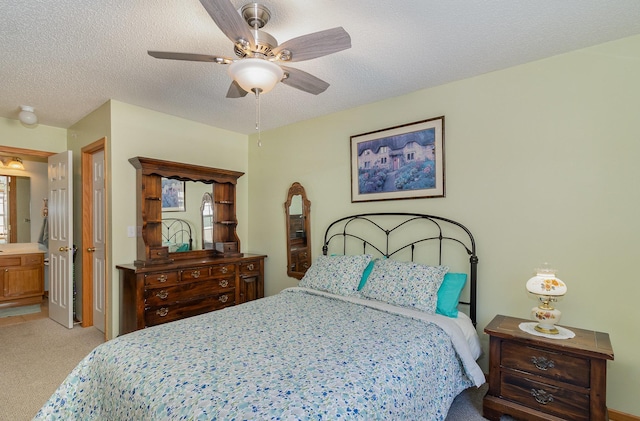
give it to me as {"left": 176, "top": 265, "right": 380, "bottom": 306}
{"left": 299, "top": 254, "right": 372, "bottom": 296}
{"left": 360, "top": 259, "right": 448, "bottom": 314}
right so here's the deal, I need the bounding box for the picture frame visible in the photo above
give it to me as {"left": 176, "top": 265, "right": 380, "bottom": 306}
{"left": 351, "top": 116, "right": 445, "bottom": 202}
{"left": 161, "top": 177, "right": 186, "bottom": 212}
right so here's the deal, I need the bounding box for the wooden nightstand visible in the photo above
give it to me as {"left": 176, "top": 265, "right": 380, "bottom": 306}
{"left": 483, "top": 315, "right": 614, "bottom": 421}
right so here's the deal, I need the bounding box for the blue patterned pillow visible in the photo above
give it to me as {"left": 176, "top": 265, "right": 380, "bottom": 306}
{"left": 360, "top": 259, "right": 449, "bottom": 313}
{"left": 299, "top": 254, "right": 372, "bottom": 296}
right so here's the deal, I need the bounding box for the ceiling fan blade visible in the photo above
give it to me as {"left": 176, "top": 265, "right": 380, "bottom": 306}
{"left": 273, "top": 27, "right": 351, "bottom": 63}
{"left": 148, "top": 51, "right": 233, "bottom": 64}
{"left": 280, "top": 66, "right": 330, "bottom": 95}
{"left": 226, "top": 81, "right": 249, "bottom": 98}
{"left": 199, "top": 0, "right": 255, "bottom": 49}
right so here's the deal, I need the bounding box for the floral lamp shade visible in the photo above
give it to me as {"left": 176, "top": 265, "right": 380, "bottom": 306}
{"left": 526, "top": 266, "right": 567, "bottom": 334}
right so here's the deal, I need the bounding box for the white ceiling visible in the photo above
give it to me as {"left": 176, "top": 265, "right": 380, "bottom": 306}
{"left": 2, "top": 1, "right": 640, "bottom": 135}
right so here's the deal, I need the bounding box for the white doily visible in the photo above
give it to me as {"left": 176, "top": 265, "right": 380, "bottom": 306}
{"left": 518, "top": 322, "right": 575, "bottom": 339}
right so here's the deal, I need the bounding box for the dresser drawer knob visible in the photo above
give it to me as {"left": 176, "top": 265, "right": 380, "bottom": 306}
{"left": 219, "top": 295, "right": 229, "bottom": 303}
{"left": 531, "top": 388, "right": 554, "bottom": 405}
{"left": 247, "top": 263, "right": 255, "bottom": 271}
{"left": 191, "top": 270, "right": 201, "bottom": 278}
{"left": 157, "top": 274, "right": 168, "bottom": 283}
{"left": 219, "top": 279, "right": 229, "bottom": 288}
{"left": 156, "top": 307, "right": 169, "bottom": 317}
{"left": 155, "top": 290, "right": 169, "bottom": 300}
{"left": 221, "top": 266, "right": 228, "bottom": 274}
{"left": 531, "top": 356, "right": 555, "bottom": 371}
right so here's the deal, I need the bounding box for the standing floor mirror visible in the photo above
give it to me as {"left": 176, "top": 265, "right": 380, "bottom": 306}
{"left": 284, "top": 182, "right": 311, "bottom": 279}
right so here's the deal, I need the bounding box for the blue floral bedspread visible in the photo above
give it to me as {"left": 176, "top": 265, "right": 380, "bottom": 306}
{"left": 35, "top": 289, "right": 475, "bottom": 420}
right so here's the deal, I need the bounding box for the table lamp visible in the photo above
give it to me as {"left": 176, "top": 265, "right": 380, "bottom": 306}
{"left": 526, "top": 265, "right": 567, "bottom": 334}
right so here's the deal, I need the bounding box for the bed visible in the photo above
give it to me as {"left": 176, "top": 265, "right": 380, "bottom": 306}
{"left": 35, "top": 213, "right": 484, "bottom": 420}
{"left": 162, "top": 217, "right": 193, "bottom": 252}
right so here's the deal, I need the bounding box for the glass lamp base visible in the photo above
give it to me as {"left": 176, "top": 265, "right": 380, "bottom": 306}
{"left": 531, "top": 305, "right": 562, "bottom": 335}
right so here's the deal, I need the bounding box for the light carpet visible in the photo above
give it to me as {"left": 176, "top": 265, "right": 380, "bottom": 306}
{"left": 0, "top": 317, "right": 104, "bottom": 420}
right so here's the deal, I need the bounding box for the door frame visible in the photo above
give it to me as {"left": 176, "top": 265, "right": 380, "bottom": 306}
{"left": 81, "top": 138, "right": 108, "bottom": 338}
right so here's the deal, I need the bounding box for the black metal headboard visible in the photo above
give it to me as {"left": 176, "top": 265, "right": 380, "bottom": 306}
{"left": 322, "top": 213, "right": 478, "bottom": 325}
{"left": 162, "top": 218, "right": 193, "bottom": 252}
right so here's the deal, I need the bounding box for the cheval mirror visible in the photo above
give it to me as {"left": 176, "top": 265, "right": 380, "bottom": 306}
{"left": 284, "top": 182, "right": 311, "bottom": 279}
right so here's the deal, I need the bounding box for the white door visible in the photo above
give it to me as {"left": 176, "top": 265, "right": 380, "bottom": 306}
{"left": 91, "top": 150, "right": 106, "bottom": 332}
{"left": 48, "top": 151, "right": 74, "bottom": 329}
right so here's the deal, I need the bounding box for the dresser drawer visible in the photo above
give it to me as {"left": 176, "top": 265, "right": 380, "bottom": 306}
{"left": 501, "top": 372, "right": 589, "bottom": 421}
{"left": 144, "top": 271, "right": 179, "bottom": 287}
{"left": 144, "top": 278, "right": 235, "bottom": 307}
{"left": 145, "top": 292, "right": 235, "bottom": 326}
{"left": 180, "top": 266, "right": 211, "bottom": 282}
{"left": 239, "top": 260, "right": 260, "bottom": 274}
{"left": 211, "top": 264, "right": 236, "bottom": 278}
{"left": 502, "top": 341, "right": 590, "bottom": 387}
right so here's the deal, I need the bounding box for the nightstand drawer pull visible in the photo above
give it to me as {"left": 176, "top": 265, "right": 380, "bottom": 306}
{"left": 156, "top": 307, "right": 169, "bottom": 317}
{"left": 155, "top": 290, "right": 169, "bottom": 300}
{"left": 531, "top": 388, "right": 554, "bottom": 405}
{"left": 219, "top": 294, "right": 229, "bottom": 303}
{"left": 221, "top": 266, "right": 228, "bottom": 274}
{"left": 531, "top": 356, "right": 555, "bottom": 371}
{"left": 191, "top": 270, "right": 201, "bottom": 278}
{"left": 219, "top": 279, "right": 229, "bottom": 288}
{"left": 157, "top": 274, "right": 168, "bottom": 283}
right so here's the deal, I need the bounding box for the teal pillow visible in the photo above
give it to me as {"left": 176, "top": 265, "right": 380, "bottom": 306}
{"left": 436, "top": 273, "right": 467, "bottom": 318}
{"left": 357, "top": 260, "right": 376, "bottom": 291}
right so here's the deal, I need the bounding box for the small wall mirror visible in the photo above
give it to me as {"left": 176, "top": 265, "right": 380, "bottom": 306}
{"left": 201, "top": 192, "right": 214, "bottom": 249}
{"left": 284, "top": 182, "right": 311, "bottom": 279}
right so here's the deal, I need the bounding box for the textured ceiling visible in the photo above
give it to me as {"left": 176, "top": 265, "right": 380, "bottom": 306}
{"left": 2, "top": 1, "right": 640, "bottom": 135}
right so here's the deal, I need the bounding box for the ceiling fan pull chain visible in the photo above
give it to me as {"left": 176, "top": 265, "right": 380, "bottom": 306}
{"left": 255, "top": 90, "right": 262, "bottom": 147}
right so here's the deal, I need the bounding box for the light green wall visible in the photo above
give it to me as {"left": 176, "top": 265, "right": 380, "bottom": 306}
{"left": 248, "top": 34, "right": 640, "bottom": 415}
{"left": 0, "top": 116, "right": 67, "bottom": 152}
{"left": 67, "top": 100, "right": 112, "bottom": 325}
{"left": 108, "top": 100, "right": 250, "bottom": 336}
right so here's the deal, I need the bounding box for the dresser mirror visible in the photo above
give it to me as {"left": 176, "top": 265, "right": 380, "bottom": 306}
{"left": 129, "top": 157, "right": 244, "bottom": 266}
{"left": 284, "top": 182, "right": 311, "bottom": 279}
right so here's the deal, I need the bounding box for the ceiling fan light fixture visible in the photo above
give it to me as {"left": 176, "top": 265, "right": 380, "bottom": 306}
{"left": 18, "top": 105, "right": 38, "bottom": 125}
{"left": 228, "top": 58, "right": 283, "bottom": 94}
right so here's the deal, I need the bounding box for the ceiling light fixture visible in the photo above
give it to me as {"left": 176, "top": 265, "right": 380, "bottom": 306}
{"left": 7, "top": 157, "right": 25, "bottom": 170}
{"left": 227, "top": 58, "right": 283, "bottom": 95}
{"left": 18, "top": 105, "right": 38, "bottom": 125}
{"left": 228, "top": 58, "right": 283, "bottom": 147}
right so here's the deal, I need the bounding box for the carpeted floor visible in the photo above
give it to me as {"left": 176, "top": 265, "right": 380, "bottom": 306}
{"left": 1, "top": 313, "right": 495, "bottom": 420}
{"left": 0, "top": 316, "right": 105, "bottom": 420}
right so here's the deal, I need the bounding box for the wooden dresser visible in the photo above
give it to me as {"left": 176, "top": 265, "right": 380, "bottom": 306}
{"left": 118, "top": 254, "right": 265, "bottom": 334}
{"left": 0, "top": 252, "right": 44, "bottom": 309}
{"left": 483, "top": 314, "right": 614, "bottom": 421}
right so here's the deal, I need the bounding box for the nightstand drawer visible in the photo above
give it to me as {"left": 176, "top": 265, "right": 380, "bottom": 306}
{"left": 502, "top": 341, "right": 590, "bottom": 387}
{"left": 501, "top": 372, "right": 589, "bottom": 421}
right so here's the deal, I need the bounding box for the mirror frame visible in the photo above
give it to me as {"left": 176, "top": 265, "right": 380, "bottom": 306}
{"left": 284, "top": 182, "right": 311, "bottom": 280}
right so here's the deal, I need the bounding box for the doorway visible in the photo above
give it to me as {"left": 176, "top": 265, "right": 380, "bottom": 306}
{"left": 81, "top": 138, "right": 107, "bottom": 336}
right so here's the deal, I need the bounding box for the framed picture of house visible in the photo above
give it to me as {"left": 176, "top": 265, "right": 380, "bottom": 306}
{"left": 350, "top": 116, "right": 445, "bottom": 202}
{"left": 161, "top": 177, "right": 186, "bottom": 211}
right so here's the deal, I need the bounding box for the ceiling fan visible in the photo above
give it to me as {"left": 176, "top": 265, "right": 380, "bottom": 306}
{"left": 148, "top": 0, "right": 352, "bottom": 98}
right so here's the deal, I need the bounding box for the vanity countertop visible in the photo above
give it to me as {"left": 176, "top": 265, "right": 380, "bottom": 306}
{"left": 0, "top": 243, "right": 47, "bottom": 255}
